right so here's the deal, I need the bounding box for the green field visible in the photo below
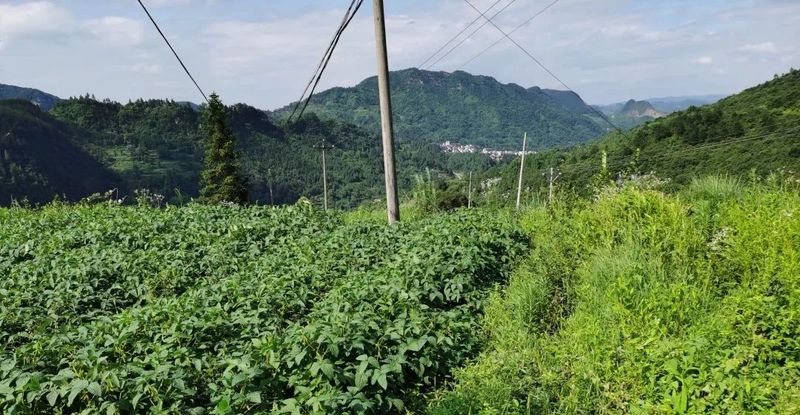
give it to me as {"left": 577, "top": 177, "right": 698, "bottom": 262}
{"left": 0, "top": 203, "right": 526, "bottom": 413}
{"left": 2, "top": 175, "right": 799, "bottom": 414}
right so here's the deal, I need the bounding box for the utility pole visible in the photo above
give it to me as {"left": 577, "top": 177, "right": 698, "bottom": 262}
{"left": 267, "top": 168, "right": 274, "bottom": 205}
{"left": 547, "top": 167, "right": 562, "bottom": 205}
{"left": 467, "top": 171, "right": 473, "bottom": 208}
{"left": 372, "top": 0, "right": 400, "bottom": 224}
{"left": 313, "top": 139, "right": 334, "bottom": 211}
{"left": 516, "top": 132, "right": 527, "bottom": 209}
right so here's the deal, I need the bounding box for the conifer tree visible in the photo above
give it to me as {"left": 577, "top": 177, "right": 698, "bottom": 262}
{"left": 200, "top": 93, "right": 247, "bottom": 204}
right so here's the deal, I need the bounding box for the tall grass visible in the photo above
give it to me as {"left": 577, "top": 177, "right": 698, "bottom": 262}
{"left": 429, "top": 179, "right": 800, "bottom": 414}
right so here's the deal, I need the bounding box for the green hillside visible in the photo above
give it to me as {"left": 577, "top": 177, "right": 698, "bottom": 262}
{"left": 272, "top": 68, "right": 605, "bottom": 150}
{"left": 1, "top": 95, "right": 488, "bottom": 207}
{"left": 0, "top": 100, "right": 120, "bottom": 205}
{"left": 0, "top": 84, "right": 60, "bottom": 111}
{"left": 488, "top": 69, "right": 800, "bottom": 201}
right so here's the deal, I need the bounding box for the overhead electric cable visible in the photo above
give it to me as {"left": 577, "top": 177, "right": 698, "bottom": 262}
{"left": 427, "top": 0, "right": 518, "bottom": 69}
{"left": 290, "top": 0, "right": 360, "bottom": 121}
{"left": 418, "top": 0, "right": 505, "bottom": 69}
{"left": 290, "top": 0, "right": 365, "bottom": 121}
{"left": 137, "top": 0, "right": 209, "bottom": 103}
{"left": 461, "top": 0, "right": 622, "bottom": 132}
{"left": 521, "top": 125, "right": 800, "bottom": 187}
{"left": 640, "top": 126, "right": 800, "bottom": 162}
{"left": 458, "top": 0, "right": 561, "bottom": 69}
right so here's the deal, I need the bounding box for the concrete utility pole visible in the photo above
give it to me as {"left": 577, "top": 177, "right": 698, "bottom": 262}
{"left": 516, "top": 132, "right": 527, "bottom": 209}
{"left": 267, "top": 168, "right": 274, "bottom": 205}
{"left": 547, "top": 167, "right": 562, "bottom": 205}
{"left": 372, "top": 0, "right": 400, "bottom": 224}
{"left": 314, "top": 139, "right": 334, "bottom": 211}
{"left": 468, "top": 171, "right": 473, "bottom": 208}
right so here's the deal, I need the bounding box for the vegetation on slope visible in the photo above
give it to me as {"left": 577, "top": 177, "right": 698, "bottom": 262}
{"left": 0, "top": 202, "right": 527, "bottom": 414}
{"left": 0, "top": 96, "right": 491, "bottom": 208}
{"left": 272, "top": 68, "right": 605, "bottom": 150}
{"left": 0, "top": 100, "right": 120, "bottom": 205}
{"left": 431, "top": 175, "right": 800, "bottom": 414}
{"left": 488, "top": 69, "right": 800, "bottom": 202}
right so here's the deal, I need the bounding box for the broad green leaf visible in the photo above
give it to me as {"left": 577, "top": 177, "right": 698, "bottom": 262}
{"left": 246, "top": 391, "right": 262, "bottom": 404}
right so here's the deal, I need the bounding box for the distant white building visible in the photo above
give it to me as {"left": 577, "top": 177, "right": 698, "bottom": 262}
{"left": 439, "top": 140, "right": 535, "bottom": 162}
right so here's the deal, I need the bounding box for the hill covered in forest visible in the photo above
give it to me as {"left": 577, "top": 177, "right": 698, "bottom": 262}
{"left": 0, "top": 95, "right": 489, "bottom": 207}
{"left": 0, "top": 100, "right": 120, "bottom": 205}
{"left": 487, "top": 69, "right": 800, "bottom": 199}
{"left": 272, "top": 68, "right": 606, "bottom": 150}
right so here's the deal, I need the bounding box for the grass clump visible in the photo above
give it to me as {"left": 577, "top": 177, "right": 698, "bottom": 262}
{"left": 430, "top": 180, "right": 800, "bottom": 414}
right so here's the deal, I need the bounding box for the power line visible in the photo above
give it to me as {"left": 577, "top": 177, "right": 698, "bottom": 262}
{"left": 638, "top": 126, "right": 800, "bottom": 164}
{"left": 459, "top": 0, "right": 561, "bottom": 69}
{"left": 523, "top": 125, "right": 800, "bottom": 176}
{"left": 426, "top": 0, "right": 518, "bottom": 70}
{"left": 136, "top": 0, "right": 209, "bottom": 104}
{"left": 516, "top": 126, "right": 799, "bottom": 197}
{"left": 418, "top": 0, "right": 505, "bottom": 69}
{"left": 461, "top": 0, "right": 622, "bottom": 133}
{"left": 290, "top": 0, "right": 359, "bottom": 120}
{"left": 289, "top": 0, "right": 364, "bottom": 121}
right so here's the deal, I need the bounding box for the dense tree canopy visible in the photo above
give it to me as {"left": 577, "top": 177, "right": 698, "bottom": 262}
{"left": 200, "top": 94, "right": 248, "bottom": 204}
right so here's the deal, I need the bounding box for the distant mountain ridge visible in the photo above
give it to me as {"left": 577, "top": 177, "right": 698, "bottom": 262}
{"left": 596, "top": 94, "right": 725, "bottom": 116}
{"left": 647, "top": 94, "right": 727, "bottom": 113}
{"left": 0, "top": 83, "right": 60, "bottom": 111}
{"left": 620, "top": 99, "right": 665, "bottom": 118}
{"left": 272, "top": 68, "right": 606, "bottom": 150}
{"left": 539, "top": 88, "right": 595, "bottom": 115}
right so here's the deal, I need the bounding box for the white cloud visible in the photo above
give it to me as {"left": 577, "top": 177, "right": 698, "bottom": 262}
{"left": 0, "top": 1, "right": 70, "bottom": 45}
{"left": 130, "top": 63, "right": 162, "bottom": 74}
{"left": 146, "top": 0, "right": 192, "bottom": 6}
{"left": 740, "top": 42, "right": 778, "bottom": 54}
{"left": 694, "top": 56, "right": 714, "bottom": 65}
{"left": 2, "top": 0, "right": 800, "bottom": 108}
{"left": 82, "top": 17, "right": 144, "bottom": 46}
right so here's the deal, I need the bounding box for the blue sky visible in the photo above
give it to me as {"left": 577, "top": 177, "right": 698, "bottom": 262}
{"left": 1, "top": 0, "right": 798, "bottom": 109}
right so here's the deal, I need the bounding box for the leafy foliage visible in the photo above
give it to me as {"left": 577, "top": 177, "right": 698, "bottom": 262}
{"left": 0, "top": 96, "right": 494, "bottom": 208}
{"left": 200, "top": 94, "right": 248, "bottom": 204}
{"left": 430, "top": 177, "right": 800, "bottom": 414}
{"left": 0, "top": 100, "right": 120, "bottom": 205}
{"left": 0, "top": 203, "right": 527, "bottom": 414}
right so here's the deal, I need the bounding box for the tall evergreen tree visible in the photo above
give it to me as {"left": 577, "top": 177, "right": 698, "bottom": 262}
{"left": 200, "top": 93, "right": 247, "bottom": 204}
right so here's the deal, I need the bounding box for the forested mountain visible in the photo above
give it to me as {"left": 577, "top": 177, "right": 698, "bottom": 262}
{"left": 540, "top": 88, "right": 595, "bottom": 115}
{"left": 488, "top": 69, "right": 800, "bottom": 199}
{"left": 0, "top": 83, "right": 60, "bottom": 111}
{"left": 0, "top": 100, "right": 120, "bottom": 205}
{"left": 0, "top": 96, "right": 490, "bottom": 207}
{"left": 272, "top": 68, "right": 606, "bottom": 150}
